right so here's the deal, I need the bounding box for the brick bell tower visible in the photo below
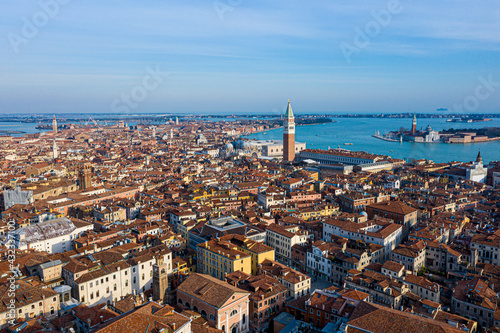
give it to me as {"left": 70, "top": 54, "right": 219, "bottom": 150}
{"left": 283, "top": 99, "right": 296, "bottom": 161}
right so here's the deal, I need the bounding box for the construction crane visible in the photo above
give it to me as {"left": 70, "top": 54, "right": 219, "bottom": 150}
{"left": 84, "top": 117, "right": 98, "bottom": 127}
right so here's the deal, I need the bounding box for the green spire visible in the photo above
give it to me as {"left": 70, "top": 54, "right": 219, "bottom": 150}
{"left": 285, "top": 99, "right": 294, "bottom": 118}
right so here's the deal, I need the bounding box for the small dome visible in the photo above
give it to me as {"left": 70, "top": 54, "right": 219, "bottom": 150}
{"left": 225, "top": 143, "right": 234, "bottom": 150}
{"left": 242, "top": 141, "right": 252, "bottom": 149}
{"left": 360, "top": 211, "right": 368, "bottom": 217}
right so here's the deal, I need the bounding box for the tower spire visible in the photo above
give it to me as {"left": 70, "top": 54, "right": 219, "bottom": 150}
{"left": 476, "top": 150, "right": 482, "bottom": 163}
{"left": 285, "top": 99, "right": 294, "bottom": 119}
{"left": 283, "top": 99, "right": 295, "bottom": 162}
{"left": 52, "top": 115, "right": 58, "bottom": 134}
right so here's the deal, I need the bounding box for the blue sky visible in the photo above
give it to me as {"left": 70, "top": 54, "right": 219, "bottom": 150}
{"left": 0, "top": 0, "right": 499, "bottom": 114}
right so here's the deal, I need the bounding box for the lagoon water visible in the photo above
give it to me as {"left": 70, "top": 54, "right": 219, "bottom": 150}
{"left": 246, "top": 117, "right": 500, "bottom": 163}
{"left": 2, "top": 117, "right": 500, "bottom": 163}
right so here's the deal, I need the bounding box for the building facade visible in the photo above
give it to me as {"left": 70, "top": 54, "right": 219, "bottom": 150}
{"left": 177, "top": 273, "right": 250, "bottom": 333}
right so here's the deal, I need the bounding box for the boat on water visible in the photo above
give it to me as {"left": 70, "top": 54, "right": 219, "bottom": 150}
{"left": 447, "top": 118, "right": 491, "bottom": 123}
{"left": 344, "top": 143, "right": 353, "bottom": 145}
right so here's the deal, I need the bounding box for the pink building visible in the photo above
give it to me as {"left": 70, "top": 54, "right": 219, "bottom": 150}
{"left": 177, "top": 273, "right": 250, "bottom": 333}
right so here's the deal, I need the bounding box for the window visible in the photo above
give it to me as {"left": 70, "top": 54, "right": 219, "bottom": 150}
{"left": 209, "top": 314, "right": 215, "bottom": 320}
{"left": 178, "top": 298, "right": 183, "bottom": 305}
{"left": 230, "top": 309, "right": 238, "bottom": 317}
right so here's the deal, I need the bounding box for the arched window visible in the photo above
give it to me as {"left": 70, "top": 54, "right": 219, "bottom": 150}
{"left": 193, "top": 306, "right": 199, "bottom": 313}
{"left": 185, "top": 302, "right": 191, "bottom": 309}
{"left": 178, "top": 298, "right": 183, "bottom": 305}
{"left": 230, "top": 309, "right": 238, "bottom": 317}
{"left": 243, "top": 313, "right": 246, "bottom": 324}
{"left": 209, "top": 314, "right": 215, "bottom": 321}
{"left": 222, "top": 325, "right": 225, "bottom": 332}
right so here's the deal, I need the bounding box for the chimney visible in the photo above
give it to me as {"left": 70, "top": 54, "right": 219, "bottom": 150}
{"left": 172, "top": 323, "right": 176, "bottom": 330}
{"left": 100, "top": 316, "right": 104, "bottom": 323}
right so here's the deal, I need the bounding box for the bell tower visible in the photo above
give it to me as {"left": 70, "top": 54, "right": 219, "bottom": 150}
{"left": 152, "top": 251, "right": 172, "bottom": 304}
{"left": 52, "top": 115, "right": 58, "bottom": 133}
{"left": 283, "top": 100, "right": 296, "bottom": 161}
{"left": 78, "top": 163, "right": 92, "bottom": 190}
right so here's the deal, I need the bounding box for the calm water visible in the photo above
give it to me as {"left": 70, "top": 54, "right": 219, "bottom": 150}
{"left": 2, "top": 118, "right": 500, "bottom": 163}
{"left": 246, "top": 118, "right": 500, "bottom": 163}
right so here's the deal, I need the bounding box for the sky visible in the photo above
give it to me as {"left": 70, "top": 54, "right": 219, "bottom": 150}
{"left": 0, "top": 0, "right": 500, "bottom": 115}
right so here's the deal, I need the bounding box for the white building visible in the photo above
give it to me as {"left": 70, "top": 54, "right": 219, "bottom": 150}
{"left": 322, "top": 218, "right": 402, "bottom": 260}
{"left": 257, "top": 187, "right": 285, "bottom": 209}
{"left": 265, "top": 224, "right": 312, "bottom": 265}
{"left": 11, "top": 218, "right": 93, "bottom": 253}
{"left": 170, "top": 210, "right": 197, "bottom": 232}
{"left": 466, "top": 151, "right": 487, "bottom": 183}
{"left": 63, "top": 245, "right": 173, "bottom": 307}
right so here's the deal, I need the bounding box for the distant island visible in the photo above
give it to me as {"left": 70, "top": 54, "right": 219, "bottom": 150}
{"left": 295, "top": 118, "right": 335, "bottom": 126}
{"left": 0, "top": 130, "right": 25, "bottom": 134}
{"left": 372, "top": 114, "right": 500, "bottom": 144}
{"left": 441, "top": 127, "right": 500, "bottom": 138}
{"left": 446, "top": 117, "right": 492, "bottom": 123}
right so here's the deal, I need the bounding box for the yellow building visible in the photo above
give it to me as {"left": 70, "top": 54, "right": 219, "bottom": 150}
{"left": 197, "top": 239, "right": 252, "bottom": 280}
{"left": 219, "top": 234, "right": 275, "bottom": 275}
{"left": 297, "top": 204, "right": 339, "bottom": 221}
